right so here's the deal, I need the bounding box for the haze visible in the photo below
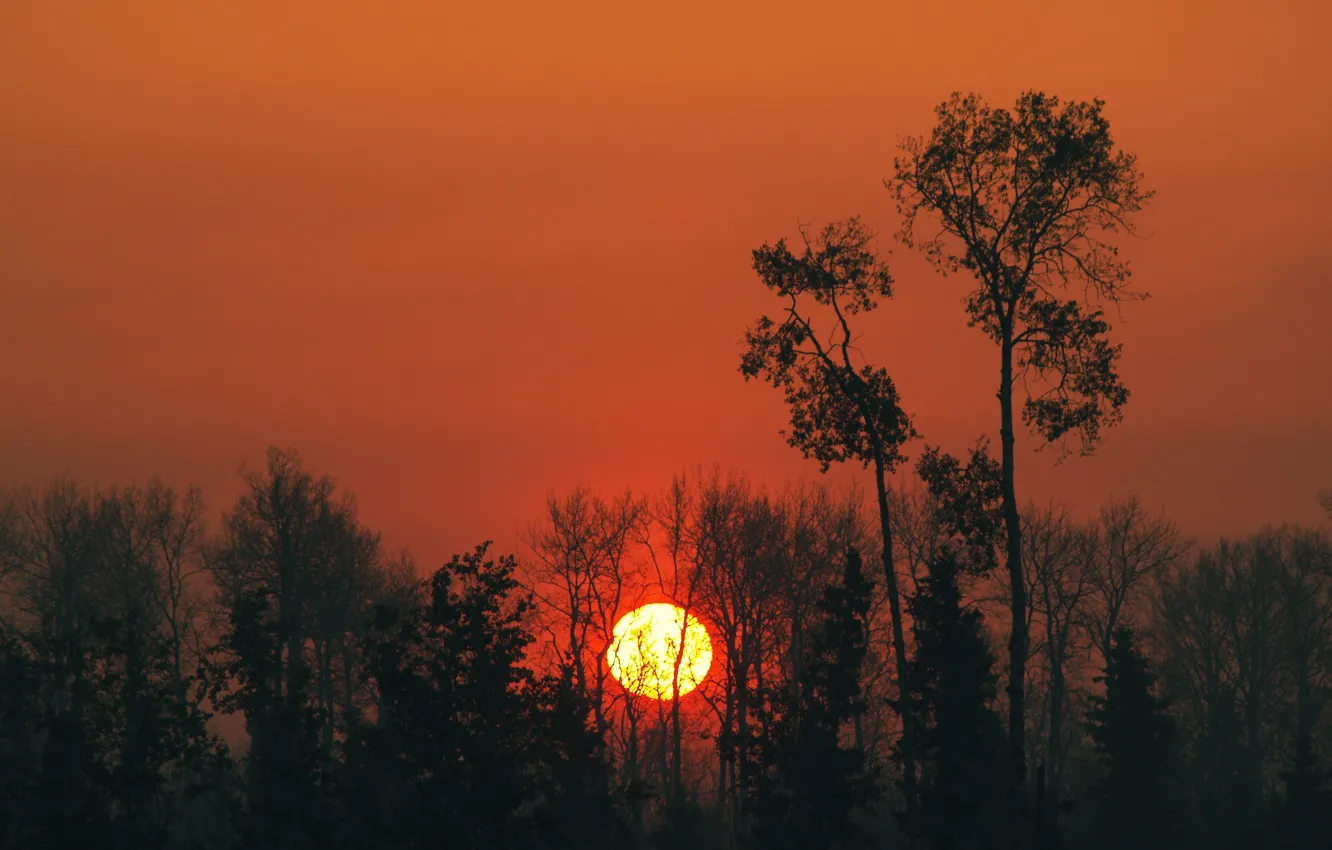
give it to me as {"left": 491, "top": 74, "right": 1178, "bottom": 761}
{"left": 3, "top": 0, "right": 1329, "bottom": 566}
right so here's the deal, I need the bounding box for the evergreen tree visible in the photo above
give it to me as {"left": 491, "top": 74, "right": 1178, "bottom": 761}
{"left": 901, "top": 550, "right": 1007, "bottom": 850}
{"left": 349, "top": 543, "right": 622, "bottom": 850}
{"left": 527, "top": 664, "right": 630, "bottom": 850}
{"left": 0, "top": 632, "right": 46, "bottom": 849}
{"left": 749, "top": 548, "right": 877, "bottom": 850}
{"left": 1086, "top": 627, "right": 1179, "bottom": 850}
{"left": 1275, "top": 739, "right": 1332, "bottom": 850}
{"left": 1183, "top": 689, "right": 1264, "bottom": 850}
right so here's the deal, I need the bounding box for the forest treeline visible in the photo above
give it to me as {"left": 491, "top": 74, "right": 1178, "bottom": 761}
{"left": 4, "top": 90, "right": 1331, "bottom": 850}
{"left": 2, "top": 454, "right": 1329, "bottom": 850}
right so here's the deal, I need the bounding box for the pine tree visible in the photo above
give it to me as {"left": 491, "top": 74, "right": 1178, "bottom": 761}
{"left": 1086, "top": 627, "right": 1179, "bottom": 850}
{"left": 350, "top": 543, "right": 624, "bottom": 850}
{"left": 749, "top": 548, "right": 877, "bottom": 850}
{"left": 1276, "top": 738, "right": 1332, "bottom": 850}
{"left": 1180, "top": 687, "right": 1264, "bottom": 850}
{"left": 527, "top": 664, "right": 629, "bottom": 850}
{"left": 901, "top": 550, "right": 1007, "bottom": 850}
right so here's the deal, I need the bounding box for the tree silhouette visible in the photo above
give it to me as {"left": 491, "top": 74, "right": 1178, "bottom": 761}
{"left": 208, "top": 448, "right": 386, "bottom": 849}
{"left": 1086, "top": 627, "right": 1179, "bottom": 850}
{"left": 1271, "top": 526, "right": 1332, "bottom": 850}
{"left": 1157, "top": 537, "right": 1291, "bottom": 850}
{"left": 892, "top": 91, "right": 1153, "bottom": 839}
{"left": 749, "top": 548, "right": 877, "bottom": 850}
{"left": 741, "top": 218, "right": 919, "bottom": 811}
{"left": 350, "top": 543, "right": 623, "bottom": 850}
{"left": 901, "top": 550, "right": 1007, "bottom": 850}
{"left": 0, "top": 483, "right": 228, "bottom": 850}
{"left": 527, "top": 664, "right": 630, "bottom": 850}
{"left": 1276, "top": 739, "right": 1332, "bottom": 850}
{"left": 3, "top": 457, "right": 1332, "bottom": 850}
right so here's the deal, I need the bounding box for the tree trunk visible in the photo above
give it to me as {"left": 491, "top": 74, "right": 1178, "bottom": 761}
{"left": 875, "top": 458, "right": 917, "bottom": 815}
{"left": 734, "top": 640, "right": 750, "bottom": 829}
{"left": 1000, "top": 337, "right": 1028, "bottom": 845}
{"left": 718, "top": 682, "right": 733, "bottom": 816}
{"left": 1046, "top": 650, "right": 1065, "bottom": 836}
{"left": 671, "top": 680, "right": 684, "bottom": 816}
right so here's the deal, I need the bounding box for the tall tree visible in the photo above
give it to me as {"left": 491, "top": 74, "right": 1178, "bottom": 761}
{"left": 741, "top": 217, "right": 918, "bottom": 810}
{"left": 1086, "top": 627, "right": 1179, "bottom": 850}
{"left": 352, "top": 543, "right": 620, "bottom": 850}
{"left": 1020, "top": 502, "right": 1095, "bottom": 843}
{"left": 0, "top": 481, "right": 227, "bottom": 850}
{"left": 902, "top": 550, "right": 1007, "bottom": 850}
{"left": 1156, "top": 537, "right": 1281, "bottom": 850}
{"left": 208, "top": 447, "right": 388, "bottom": 848}
{"left": 892, "top": 91, "right": 1153, "bottom": 834}
{"left": 525, "top": 487, "right": 647, "bottom": 756}
{"left": 1268, "top": 527, "right": 1332, "bottom": 850}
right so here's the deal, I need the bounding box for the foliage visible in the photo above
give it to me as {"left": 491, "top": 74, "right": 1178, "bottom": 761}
{"left": 741, "top": 218, "right": 915, "bottom": 472}
{"left": 915, "top": 439, "right": 1005, "bottom": 573}
{"left": 1085, "top": 627, "right": 1179, "bottom": 850}
{"left": 748, "top": 549, "right": 877, "bottom": 850}
{"left": 1, "top": 455, "right": 1330, "bottom": 850}
{"left": 892, "top": 91, "right": 1150, "bottom": 454}
{"left": 900, "top": 551, "right": 1008, "bottom": 850}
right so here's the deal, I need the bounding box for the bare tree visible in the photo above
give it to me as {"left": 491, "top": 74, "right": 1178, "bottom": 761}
{"left": 887, "top": 480, "right": 950, "bottom": 596}
{"left": 524, "top": 486, "right": 647, "bottom": 752}
{"left": 1262, "top": 528, "right": 1332, "bottom": 773}
{"left": 1161, "top": 538, "right": 1283, "bottom": 805}
{"left": 143, "top": 482, "right": 210, "bottom": 711}
{"left": 1085, "top": 496, "right": 1189, "bottom": 667}
{"left": 645, "top": 473, "right": 707, "bottom": 822}
{"left": 1022, "top": 503, "right": 1096, "bottom": 824}
{"left": 208, "top": 447, "right": 390, "bottom": 776}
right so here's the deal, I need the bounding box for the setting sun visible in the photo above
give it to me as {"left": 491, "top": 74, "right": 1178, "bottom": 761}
{"left": 607, "top": 603, "right": 712, "bottom": 700}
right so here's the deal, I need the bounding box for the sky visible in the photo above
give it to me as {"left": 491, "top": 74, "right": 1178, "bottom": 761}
{"left": 2, "top": 1, "right": 1330, "bottom": 568}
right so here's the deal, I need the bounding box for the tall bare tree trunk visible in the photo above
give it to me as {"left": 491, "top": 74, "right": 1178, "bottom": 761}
{"left": 875, "top": 458, "right": 917, "bottom": 815}
{"left": 1000, "top": 338, "right": 1029, "bottom": 845}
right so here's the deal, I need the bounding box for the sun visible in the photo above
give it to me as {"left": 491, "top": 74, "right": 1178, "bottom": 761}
{"left": 607, "top": 603, "right": 712, "bottom": 700}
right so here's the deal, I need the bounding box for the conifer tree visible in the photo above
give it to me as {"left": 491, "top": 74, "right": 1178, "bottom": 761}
{"left": 901, "top": 550, "right": 1007, "bottom": 850}
{"left": 1275, "top": 740, "right": 1332, "bottom": 850}
{"left": 354, "top": 544, "right": 538, "bottom": 849}
{"left": 1086, "top": 627, "right": 1179, "bottom": 850}
{"left": 749, "top": 549, "right": 877, "bottom": 850}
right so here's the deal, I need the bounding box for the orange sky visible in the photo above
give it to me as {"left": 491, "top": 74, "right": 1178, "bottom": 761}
{"left": 2, "top": 1, "right": 1330, "bottom": 566}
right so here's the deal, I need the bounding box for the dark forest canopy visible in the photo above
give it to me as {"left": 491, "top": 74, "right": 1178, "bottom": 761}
{"left": 1, "top": 450, "right": 1328, "bottom": 850}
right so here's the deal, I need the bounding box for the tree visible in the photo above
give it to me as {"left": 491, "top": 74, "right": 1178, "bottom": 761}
{"left": 527, "top": 664, "right": 631, "bottom": 850}
{"left": 1156, "top": 537, "right": 1288, "bottom": 850}
{"left": 353, "top": 543, "right": 620, "bottom": 850}
{"left": 1017, "top": 502, "right": 1095, "bottom": 845}
{"left": 1086, "top": 627, "right": 1179, "bottom": 850}
{"left": 1084, "top": 497, "right": 1188, "bottom": 667}
{"left": 749, "top": 548, "right": 877, "bottom": 850}
{"left": 0, "top": 480, "right": 226, "bottom": 850}
{"left": 208, "top": 447, "right": 390, "bottom": 848}
{"left": 1277, "top": 740, "right": 1332, "bottom": 850}
{"left": 1267, "top": 527, "right": 1332, "bottom": 850}
{"left": 741, "top": 217, "right": 919, "bottom": 810}
{"left": 525, "top": 487, "right": 647, "bottom": 757}
{"left": 886, "top": 481, "right": 951, "bottom": 596}
{"left": 892, "top": 91, "right": 1153, "bottom": 834}
{"left": 902, "top": 550, "right": 1007, "bottom": 850}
